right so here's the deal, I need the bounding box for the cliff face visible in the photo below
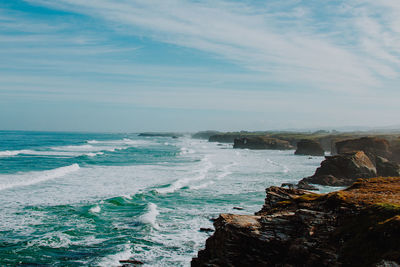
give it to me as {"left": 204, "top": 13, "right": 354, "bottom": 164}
{"left": 294, "top": 139, "right": 325, "bottom": 156}
{"left": 192, "top": 177, "right": 400, "bottom": 267}
{"left": 233, "top": 137, "right": 293, "bottom": 150}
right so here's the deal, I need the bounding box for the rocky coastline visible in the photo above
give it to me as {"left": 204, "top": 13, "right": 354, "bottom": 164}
{"left": 192, "top": 135, "right": 400, "bottom": 266}
{"left": 192, "top": 177, "right": 400, "bottom": 266}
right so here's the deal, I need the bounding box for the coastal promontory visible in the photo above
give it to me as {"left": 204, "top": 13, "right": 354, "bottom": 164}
{"left": 192, "top": 177, "right": 400, "bottom": 266}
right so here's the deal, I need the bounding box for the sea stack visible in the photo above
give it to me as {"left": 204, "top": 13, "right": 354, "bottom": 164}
{"left": 294, "top": 139, "right": 325, "bottom": 156}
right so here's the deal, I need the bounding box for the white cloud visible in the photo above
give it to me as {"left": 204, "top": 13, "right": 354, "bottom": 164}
{"left": 20, "top": 0, "right": 400, "bottom": 94}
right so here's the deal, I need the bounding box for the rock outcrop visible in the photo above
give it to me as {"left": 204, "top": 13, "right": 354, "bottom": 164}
{"left": 335, "top": 137, "right": 391, "bottom": 160}
{"left": 298, "top": 151, "right": 377, "bottom": 186}
{"left": 138, "top": 132, "right": 183, "bottom": 138}
{"left": 376, "top": 156, "right": 400, "bottom": 177}
{"left": 192, "top": 177, "right": 400, "bottom": 267}
{"left": 295, "top": 139, "right": 325, "bottom": 156}
{"left": 233, "top": 137, "right": 294, "bottom": 150}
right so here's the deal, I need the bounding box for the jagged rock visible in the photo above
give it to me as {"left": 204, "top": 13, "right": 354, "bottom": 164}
{"left": 233, "top": 136, "right": 294, "bottom": 150}
{"left": 296, "top": 180, "right": 318, "bottom": 190}
{"left": 192, "top": 177, "right": 400, "bottom": 267}
{"left": 119, "top": 259, "right": 144, "bottom": 265}
{"left": 295, "top": 139, "right": 325, "bottom": 156}
{"left": 376, "top": 156, "right": 400, "bottom": 177}
{"left": 335, "top": 137, "right": 391, "bottom": 161}
{"left": 299, "top": 151, "right": 377, "bottom": 186}
{"left": 200, "top": 228, "right": 214, "bottom": 233}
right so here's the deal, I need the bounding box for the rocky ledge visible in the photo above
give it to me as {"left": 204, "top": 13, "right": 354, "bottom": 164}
{"left": 192, "top": 177, "right": 400, "bottom": 267}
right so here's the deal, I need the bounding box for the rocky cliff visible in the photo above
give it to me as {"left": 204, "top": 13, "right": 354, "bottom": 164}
{"left": 192, "top": 177, "right": 400, "bottom": 267}
{"left": 294, "top": 139, "right": 325, "bottom": 156}
{"left": 298, "top": 137, "right": 400, "bottom": 188}
{"left": 233, "top": 136, "right": 293, "bottom": 150}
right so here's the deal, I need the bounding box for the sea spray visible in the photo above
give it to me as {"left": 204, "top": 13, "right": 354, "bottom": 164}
{"left": 89, "top": 205, "right": 101, "bottom": 213}
{"left": 139, "top": 203, "right": 160, "bottom": 229}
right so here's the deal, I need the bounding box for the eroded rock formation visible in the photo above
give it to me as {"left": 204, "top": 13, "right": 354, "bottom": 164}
{"left": 192, "top": 177, "right": 400, "bottom": 267}
{"left": 299, "top": 151, "right": 377, "bottom": 186}
{"left": 233, "top": 137, "right": 293, "bottom": 150}
{"left": 295, "top": 139, "right": 325, "bottom": 156}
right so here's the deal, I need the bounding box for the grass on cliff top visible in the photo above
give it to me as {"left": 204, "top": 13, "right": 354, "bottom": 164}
{"left": 340, "top": 177, "right": 400, "bottom": 207}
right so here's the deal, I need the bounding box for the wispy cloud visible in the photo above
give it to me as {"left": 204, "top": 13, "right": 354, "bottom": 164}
{"left": 1, "top": 0, "right": 399, "bottom": 130}
{"left": 20, "top": 0, "right": 400, "bottom": 93}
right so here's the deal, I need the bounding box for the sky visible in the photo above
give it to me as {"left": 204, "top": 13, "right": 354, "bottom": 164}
{"left": 0, "top": 0, "right": 399, "bottom": 132}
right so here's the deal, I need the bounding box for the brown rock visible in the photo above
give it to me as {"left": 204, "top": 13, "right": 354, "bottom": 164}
{"left": 299, "top": 151, "right": 377, "bottom": 186}
{"left": 335, "top": 137, "right": 391, "bottom": 160}
{"left": 192, "top": 177, "right": 400, "bottom": 267}
{"left": 376, "top": 156, "right": 400, "bottom": 177}
{"left": 295, "top": 139, "right": 325, "bottom": 156}
{"left": 233, "top": 136, "right": 293, "bottom": 150}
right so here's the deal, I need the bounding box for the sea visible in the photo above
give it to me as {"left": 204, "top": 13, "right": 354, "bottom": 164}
{"left": 0, "top": 131, "right": 332, "bottom": 266}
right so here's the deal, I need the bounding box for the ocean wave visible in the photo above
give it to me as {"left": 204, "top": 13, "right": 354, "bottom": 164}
{"left": 89, "top": 205, "right": 101, "bottom": 213}
{"left": 156, "top": 157, "right": 213, "bottom": 194}
{"left": 189, "top": 181, "right": 215, "bottom": 190}
{"left": 85, "top": 152, "right": 105, "bottom": 157}
{"left": 27, "top": 232, "right": 72, "bottom": 249}
{"left": 266, "top": 158, "right": 289, "bottom": 173}
{"left": 98, "top": 243, "right": 133, "bottom": 267}
{"left": 27, "top": 231, "right": 106, "bottom": 249}
{"left": 0, "top": 149, "right": 32, "bottom": 157}
{"left": 180, "top": 147, "right": 195, "bottom": 155}
{"left": 86, "top": 138, "right": 152, "bottom": 146}
{"left": 51, "top": 144, "right": 95, "bottom": 151}
{"left": 0, "top": 164, "right": 80, "bottom": 191}
{"left": 139, "top": 203, "right": 160, "bottom": 229}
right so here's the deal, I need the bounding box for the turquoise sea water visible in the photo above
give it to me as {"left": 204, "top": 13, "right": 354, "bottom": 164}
{"left": 0, "top": 131, "right": 326, "bottom": 266}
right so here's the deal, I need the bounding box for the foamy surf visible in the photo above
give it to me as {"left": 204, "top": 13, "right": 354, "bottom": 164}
{"left": 0, "top": 164, "right": 80, "bottom": 191}
{"left": 189, "top": 181, "right": 215, "bottom": 190}
{"left": 139, "top": 203, "right": 160, "bottom": 229}
{"left": 98, "top": 243, "right": 133, "bottom": 267}
{"left": 89, "top": 205, "right": 101, "bottom": 213}
{"left": 156, "top": 157, "right": 213, "bottom": 194}
{"left": 0, "top": 149, "right": 31, "bottom": 157}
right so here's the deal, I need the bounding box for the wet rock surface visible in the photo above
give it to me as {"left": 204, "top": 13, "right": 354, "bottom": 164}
{"left": 192, "top": 177, "right": 400, "bottom": 267}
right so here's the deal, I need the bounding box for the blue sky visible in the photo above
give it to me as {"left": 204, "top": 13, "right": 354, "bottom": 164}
{"left": 1, "top": 0, "right": 399, "bottom": 132}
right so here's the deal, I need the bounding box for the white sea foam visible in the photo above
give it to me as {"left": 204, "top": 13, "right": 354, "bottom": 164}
{"left": 189, "top": 181, "right": 215, "bottom": 190}
{"left": 0, "top": 149, "right": 32, "bottom": 157}
{"left": 140, "top": 203, "right": 160, "bottom": 229}
{"left": 51, "top": 144, "right": 95, "bottom": 151}
{"left": 0, "top": 148, "right": 105, "bottom": 158}
{"left": 85, "top": 152, "right": 104, "bottom": 157}
{"left": 87, "top": 138, "right": 152, "bottom": 146}
{"left": 0, "top": 164, "right": 80, "bottom": 191}
{"left": 156, "top": 157, "right": 213, "bottom": 194}
{"left": 27, "top": 232, "right": 72, "bottom": 249}
{"left": 180, "top": 147, "right": 195, "bottom": 155}
{"left": 98, "top": 243, "right": 133, "bottom": 267}
{"left": 89, "top": 205, "right": 101, "bottom": 213}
